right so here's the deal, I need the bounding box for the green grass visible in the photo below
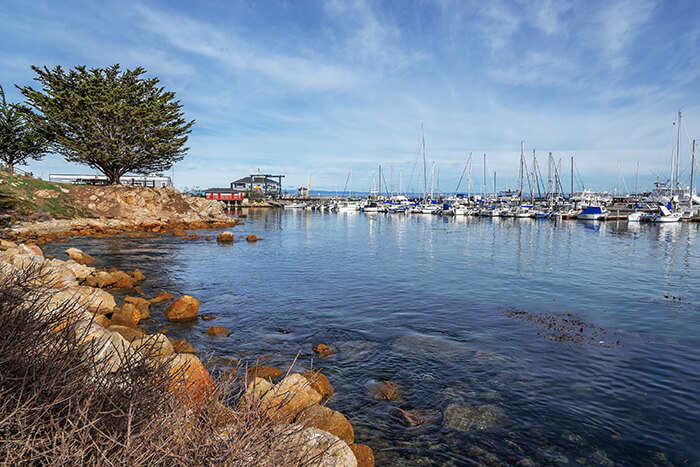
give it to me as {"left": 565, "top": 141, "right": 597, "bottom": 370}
{"left": 0, "top": 170, "right": 93, "bottom": 219}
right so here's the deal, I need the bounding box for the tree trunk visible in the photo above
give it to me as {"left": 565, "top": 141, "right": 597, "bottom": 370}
{"left": 8, "top": 162, "right": 13, "bottom": 174}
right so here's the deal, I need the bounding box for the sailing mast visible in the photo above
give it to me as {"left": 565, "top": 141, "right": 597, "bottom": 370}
{"left": 691, "top": 140, "right": 696, "bottom": 212}
{"left": 468, "top": 154, "right": 472, "bottom": 203}
{"left": 532, "top": 150, "right": 537, "bottom": 205}
{"left": 518, "top": 142, "right": 524, "bottom": 203}
{"left": 422, "top": 124, "right": 427, "bottom": 204}
{"left": 483, "top": 154, "right": 487, "bottom": 202}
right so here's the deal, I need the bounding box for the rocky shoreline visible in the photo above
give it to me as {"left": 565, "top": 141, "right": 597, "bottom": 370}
{"left": 0, "top": 233, "right": 374, "bottom": 466}
{"left": 0, "top": 180, "right": 375, "bottom": 466}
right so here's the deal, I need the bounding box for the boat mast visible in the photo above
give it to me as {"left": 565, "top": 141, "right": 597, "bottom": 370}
{"left": 532, "top": 150, "right": 536, "bottom": 205}
{"left": 691, "top": 140, "right": 696, "bottom": 212}
{"left": 519, "top": 142, "right": 524, "bottom": 202}
{"left": 422, "top": 124, "right": 427, "bottom": 203}
{"left": 676, "top": 110, "right": 682, "bottom": 192}
{"left": 483, "top": 154, "right": 487, "bottom": 201}
{"left": 570, "top": 156, "right": 574, "bottom": 200}
{"left": 430, "top": 162, "right": 435, "bottom": 199}
{"left": 635, "top": 161, "right": 639, "bottom": 197}
{"left": 468, "top": 154, "right": 472, "bottom": 203}
{"left": 493, "top": 171, "right": 497, "bottom": 202}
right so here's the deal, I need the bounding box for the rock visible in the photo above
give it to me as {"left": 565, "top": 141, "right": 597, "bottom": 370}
{"left": 24, "top": 244, "right": 43, "bottom": 257}
{"left": 124, "top": 296, "right": 151, "bottom": 318}
{"left": 396, "top": 408, "right": 440, "bottom": 427}
{"left": 294, "top": 427, "right": 357, "bottom": 467}
{"left": 84, "top": 271, "right": 118, "bottom": 288}
{"left": 165, "top": 354, "right": 214, "bottom": 404}
{"left": 108, "top": 270, "right": 136, "bottom": 289}
{"left": 131, "top": 334, "right": 175, "bottom": 358}
{"left": 205, "top": 236, "right": 212, "bottom": 241}
{"left": 216, "top": 231, "right": 235, "bottom": 242}
{"left": 0, "top": 239, "right": 17, "bottom": 250}
{"left": 107, "top": 324, "right": 145, "bottom": 342}
{"left": 201, "top": 315, "right": 216, "bottom": 320}
{"left": 170, "top": 339, "right": 197, "bottom": 354}
{"left": 132, "top": 268, "right": 146, "bottom": 282}
{"left": 164, "top": 295, "right": 200, "bottom": 322}
{"left": 313, "top": 344, "right": 335, "bottom": 356}
{"left": 261, "top": 374, "right": 323, "bottom": 423}
{"left": 302, "top": 371, "right": 335, "bottom": 399}
{"left": 204, "top": 325, "right": 231, "bottom": 337}
{"left": 151, "top": 291, "right": 174, "bottom": 304}
{"left": 245, "top": 377, "right": 274, "bottom": 402}
{"left": 65, "top": 247, "right": 95, "bottom": 265}
{"left": 81, "top": 327, "right": 134, "bottom": 375}
{"left": 110, "top": 309, "right": 139, "bottom": 327}
{"left": 296, "top": 405, "right": 354, "bottom": 445}
{"left": 74, "top": 286, "right": 116, "bottom": 314}
{"left": 370, "top": 381, "right": 401, "bottom": 401}
{"left": 349, "top": 444, "right": 375, "bottom": 467}
{"left": 246, "top": 365, "right": 284, "bottom": 381}
{"left": 92, "top": 314, "right": 111, "bottom": 329}
{"left": 172, "top": 229, "right": 187, "bottom": 236}
{"left": 443, "top": 403, "right": 508, "bottom": 432}
{"left": 246, "top": 234, "right": 259, "bottom": 242}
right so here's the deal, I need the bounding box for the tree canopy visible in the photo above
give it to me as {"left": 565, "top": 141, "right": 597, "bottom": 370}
{"left": 20, "top": 65, "right": 194, "bottom": 184}
{"left": 0, "top": 84, "right": 48, "bottom": 174}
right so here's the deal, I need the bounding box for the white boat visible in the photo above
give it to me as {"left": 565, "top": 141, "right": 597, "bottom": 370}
{"left": 627, "top": 211, "right": 645, "bottom": 222}
{"left": 576, "top": 206, "right": 609, "bottom": 220}
{"left": 362, "top": 201, "right": 387, "bottom": 213}
{"left": 284, "top": 202, "right": 307, "bottom": 209}
{"left": 649, "top": 205, "right": 682, "bottom": 223}
{"left": 336, "top": 201, "right": 360, "bottom": 212}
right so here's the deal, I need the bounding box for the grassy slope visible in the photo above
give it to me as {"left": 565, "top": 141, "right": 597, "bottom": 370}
{"left": 0, "top": 171, "right": 93, "bottom": 220}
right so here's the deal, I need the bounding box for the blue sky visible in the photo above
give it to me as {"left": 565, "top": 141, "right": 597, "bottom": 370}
{"left": 2, "top": 0, "right": 700, "bottom": 194}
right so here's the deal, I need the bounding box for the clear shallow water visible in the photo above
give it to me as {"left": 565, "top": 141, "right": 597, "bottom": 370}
{"left": 44, "top": 211, "right": 700, "bottom": 466}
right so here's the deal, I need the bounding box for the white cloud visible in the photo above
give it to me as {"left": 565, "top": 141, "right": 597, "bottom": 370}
{"left": 595, "top": 0, "right": 655, "bottom": 69}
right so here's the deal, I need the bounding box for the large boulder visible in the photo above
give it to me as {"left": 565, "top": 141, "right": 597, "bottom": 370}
{"left": 131, "top": 334, "right": 175, "bottom": 359}
{"left": 261, "top": 374, "right": 323, "bottom": 423}
{"left": 292, "top": 426, "right": 357, "bottom": 467}
{"left": 165, "top": 354, "right": 214, "bottom": 404}
{"left": 170, "top": 339, "right": 197, "bottom": 354}
{"left": 65, "top": 247, "right": 96, "bottom": 265}
{"left": 80, "top": 327, "right": 134, "bottom": 376}
{"left": 245, "top": 377, "right": 274, "bottom": 402}
{"left": 295, "top": 405, "right": 354, "bottom": 445}
{"left": 164, "top": 295, "right": 200, "bottom": 322}
{"left": 108, "top": 324, "right": 145, "bottom": 342}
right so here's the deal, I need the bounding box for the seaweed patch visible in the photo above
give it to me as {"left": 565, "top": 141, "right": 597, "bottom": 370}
{"left": 504, "top": 309, "right": 620, "bottom": 348}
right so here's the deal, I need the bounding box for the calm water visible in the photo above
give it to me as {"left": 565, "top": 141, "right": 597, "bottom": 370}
{"left": 44, "top": 210, "right": 700, "bottom": 466}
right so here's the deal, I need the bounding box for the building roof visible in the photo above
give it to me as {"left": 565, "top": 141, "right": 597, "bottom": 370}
{"left": 204, "top": 187, "right": 244, "bottom": 193}
{"left": 232, "top": 176, "right": 280, "bottom": 185}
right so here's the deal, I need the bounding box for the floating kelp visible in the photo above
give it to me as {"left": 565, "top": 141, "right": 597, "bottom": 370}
{"left": 504, "top": 309, "right": 620, "bottom": 348}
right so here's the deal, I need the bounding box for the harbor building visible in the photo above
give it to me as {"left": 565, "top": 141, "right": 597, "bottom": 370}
{"left": 231, "top": 174, "right": 284, "bottom": 197}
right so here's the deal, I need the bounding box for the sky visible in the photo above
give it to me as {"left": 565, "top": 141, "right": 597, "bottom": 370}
{"left": 2, "top": 0, "right": 700, "bottom": 194}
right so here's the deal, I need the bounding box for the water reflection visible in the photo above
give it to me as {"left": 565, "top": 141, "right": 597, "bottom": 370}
{"left": 39, "top": 209, "right": 700, "bottom": 465}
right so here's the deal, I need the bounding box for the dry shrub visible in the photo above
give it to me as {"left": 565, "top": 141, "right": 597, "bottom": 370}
{"left": 0, "top": 265, "right": 314, "bottom": 466}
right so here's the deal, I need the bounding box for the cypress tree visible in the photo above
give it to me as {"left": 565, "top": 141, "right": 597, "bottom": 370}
{"left": 20, "top": 65, "right": 194, "bottom": 184}
{"left": 0, "top": 84, "right": 48, "bottom": 174}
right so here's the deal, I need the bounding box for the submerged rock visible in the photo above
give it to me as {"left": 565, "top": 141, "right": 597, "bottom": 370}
{"left": 391, "top": 333, "right": 472, "bottom": 361}
{"left": 313, "top": 343, "right": 335, "bottom": 356}
{"left": 369, "top": 381, "right": 401, "bottom": 401}
{"left": 150, "top": 291, "right": 174, "bottom": 305}
{"left": 246, "top": 365, "right": 284, "bottom": 380}
{"left": 216, "top": 231, "right": 234, "bottom": 243}
{"left": 204, "top": 325, "right": 231, "bottom": 337}
{"left": 443, "top": 403, "right": 508, "bottom": 432}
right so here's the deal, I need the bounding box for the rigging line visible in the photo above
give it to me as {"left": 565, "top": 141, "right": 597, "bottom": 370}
{"left": 454, "top": 153, "right": 471, "bottom": 196}
{"left": 405, "top": 130, "right": 423, "bottom": 197}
